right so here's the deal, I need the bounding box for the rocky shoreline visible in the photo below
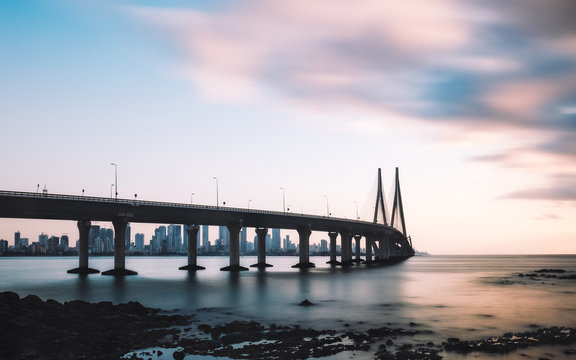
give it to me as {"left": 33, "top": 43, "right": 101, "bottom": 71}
{"left": 1, "top": 291, "right": 575, "bottom": 360}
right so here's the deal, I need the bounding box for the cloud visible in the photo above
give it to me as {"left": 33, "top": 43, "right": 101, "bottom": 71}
{"left": 128, "top": 0, "right": 576, "bottom": 166}
{"left": 503, "top": 173, "right": 576, "bottom": 202}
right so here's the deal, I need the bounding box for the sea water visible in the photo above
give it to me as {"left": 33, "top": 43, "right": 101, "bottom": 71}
{"left": 1, "top": 255, "right": 575, "bottom": 359}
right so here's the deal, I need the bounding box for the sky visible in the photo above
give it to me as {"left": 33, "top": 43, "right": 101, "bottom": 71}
{"left": 1, "top": 0, "right": 575, "bottom": 254}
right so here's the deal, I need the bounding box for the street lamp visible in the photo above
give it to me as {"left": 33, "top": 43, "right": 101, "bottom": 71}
{"left": 324, "top": 195, "right": 330, "bottom": 217}
{"left": 248, "top": 199, "right": 252, "bottom": 209}
{"left": 212, "top": 177, "right": 219, "bottom": 207}
{"left": 191, "top": 193, "right": 195, "bottom": 205}
{"left": 280, "top": 187, "right": 286, "bottom": 213}
{"left": 110, "top": 184, "right": 114, "bottom": 199}
{"left": 354, "top": 201, "right": 359, "bottom": 220}
{"left": 110, "top": 163, "right": 118, "bottom": 200}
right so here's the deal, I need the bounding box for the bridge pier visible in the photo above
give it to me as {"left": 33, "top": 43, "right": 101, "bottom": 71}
{"left": 251, "top": 228, "right": 272, "bottom": 269}
{"left": 292, "top": 225, "right": 315, "bottom": 268}
{"left": 364, "top": 234, "right": 374, "bottom": 264}
{"left": 221, "top": 220, "right": 248, "bottom": 271}
{"left": 379, "top": 238, "right": 390, "bottom": 260}
{"left": 102, "top": 217, "right": 137, "bottom": 276}
{"left": 353, "top": 234, "right": 363, "bottom": 263}
{"left": 339, "top": 230, "right": 353, "bottom": 266}
{"left": 179, "top": 225, "right": 205, "bottom": 271}
{"left": 326, "top": 232, "right": 340, "bottom": 265}
{"left": 67, "top": 220, "right": 100, "bottom": 274}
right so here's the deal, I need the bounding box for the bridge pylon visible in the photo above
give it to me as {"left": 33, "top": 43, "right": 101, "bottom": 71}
{"left": 390, "top": 167, "right": 407, "bottom": 238}
{"left": 373, "top": 168, "right": 388, "bottom": 226}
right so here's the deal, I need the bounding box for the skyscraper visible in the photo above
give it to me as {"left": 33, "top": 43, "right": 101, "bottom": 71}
{"left": 125, "top": 223, "right": 131, "bottom": 248}
{"left": 183, "top": 225, "right": 188, "bottom": 250}
{"left": 240, "top": 227, "right": 247, "bottom": 254}
{"left": 271, "top": 228, "right": 281, "bottom": 250}
{"left": 61, "top": 235, "right": 69, "bottom": 250}
{"left": 219, "top": 225, "right": 230, "bottom": 252}
{"left": 202, "top": 225, "right": 209, "bottom": 249}
{"left": 14, "top": 231, "right": 21, "bottom": 249}
{"left": 135, "top": 233, "right": 144, "bottom": 250}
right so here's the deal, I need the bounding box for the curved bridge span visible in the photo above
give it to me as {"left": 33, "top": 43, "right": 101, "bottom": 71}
{"left": 0, "top": 168, "right": 414, "bottom": 275}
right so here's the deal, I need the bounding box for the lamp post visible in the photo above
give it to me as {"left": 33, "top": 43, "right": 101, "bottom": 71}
{"left": 248, "top": 199, "right": 252, "bottom": 209}
{"left": 280, "top": 187, "right": 286, "bottom": 213}
{"left": 212, "top": 177, "right": 219, "bottom": 207}
{"left": 324, "top": 195, "right": 330, "bottom": 217}
{"left": 110, "top": 184, "right": 114, "bottom": 199}
{"left": 354, "top": 201, "right": 359, "bottom": 220}
{"left": 191, "top": 193, "right": 195, "bottom": 205}
{"left": 110, "top": 163, "right": 118, "bottom": 200}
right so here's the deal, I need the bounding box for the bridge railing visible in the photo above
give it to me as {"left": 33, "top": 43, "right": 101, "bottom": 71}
{"left": 0, "top": 190, "right": 386, "bottom": 227}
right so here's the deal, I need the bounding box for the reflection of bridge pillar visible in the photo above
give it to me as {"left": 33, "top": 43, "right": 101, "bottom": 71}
{"left": 292, "top": 225, "right": 315, "bottom": 268}
{"left": 103, "top": 217, "right": 137, "bottom": 275}
{"left": 251, "top": 228, "right": 272, "bottom": 269}
{"left": 179, "top": 225, "right": 205, "bottom": 271}
{"left": 221, "top": 220, "right": 248, "bottom": 271}
{"left": 67, "top": 220, "right": 100, "bottom": 274}
{"left": 339, "top": 230, "right": 353, "bottom": 266}
{"left": 326, "top": 232, "right": 340, "bottom": 265}
{"left": 353, "top": 235, "right": 363, "bottom": 263}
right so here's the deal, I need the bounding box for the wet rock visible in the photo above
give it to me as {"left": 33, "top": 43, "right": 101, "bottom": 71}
{"left": 299, "top": 299, "right": 315, "bottom": 306}
{"left": 197, "top": 323, "right": 211, "bottom": 334}
{"left": 172, "top": 350, "right": 185, "bottom": 360}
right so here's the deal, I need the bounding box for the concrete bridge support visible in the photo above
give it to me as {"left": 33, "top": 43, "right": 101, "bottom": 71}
{"left": 353, "top": 235, "right": 363, "bottom": 263}
{"left": 326, "top": 232, "right": 341, "bottom": 265}
{"left": 67, "top": 220, "right": 99, "bottom": 274}
{"left": 340, "top": 230, "right": 353, "bottom": 266}
{"left": 179, "top": 225, "right": 205, "bottom": 271}
{"left": 251, "top": 228, "right": 272, "bottom": 269}
{"left": 221, "top": 220, "right": 248, "bottom": 271}
{"left": 364, "top": 234, "right": 374, "bottom": 264}
{"left": 379, "top": 238, "right": 391, "bottom": 260}
{"left": 292, "top": 225, "right": 315, "bottom": 268}
{"left": 103, "top": 217, "right": 137, "bottom": 275}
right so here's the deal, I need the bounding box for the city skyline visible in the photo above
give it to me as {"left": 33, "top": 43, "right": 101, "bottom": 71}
{"left": 1, "top": 1, "right": 575, "bottom": 254}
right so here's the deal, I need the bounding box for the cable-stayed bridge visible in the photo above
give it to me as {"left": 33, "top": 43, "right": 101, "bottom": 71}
{"left": 0, "top": 168, "right": 414, "bottom": 275}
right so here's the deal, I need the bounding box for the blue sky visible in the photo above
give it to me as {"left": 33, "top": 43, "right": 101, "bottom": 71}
{"left": 1, "top": 0, "right": 575, "bottom": 254}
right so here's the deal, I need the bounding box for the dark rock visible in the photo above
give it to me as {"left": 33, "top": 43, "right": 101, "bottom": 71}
{"left": 173, "top": 350, "right": 185, "bottom": 360}
{"left": 198, "top": 324, "right": 211, "bottom": 334}
{"left": 299, "top": 299, "right": 315, "bottom": 306}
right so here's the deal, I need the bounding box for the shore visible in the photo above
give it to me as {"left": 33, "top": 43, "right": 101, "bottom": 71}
{"left": 1, "top": 291, "right": 575, "bottom": 360}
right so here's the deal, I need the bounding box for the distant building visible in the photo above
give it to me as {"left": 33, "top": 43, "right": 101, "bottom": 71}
{"left": 61, "top": 235, "right": 69, "bottom": 250}
{"left": 240, "top": 227, "right": 247, "bottom": 254}
{"left": 125, "top": 224, "right": 131, "bottom": 248}
{"left": 320, "top": 239, "right": 328, "bottom": 252}
{"left": 271, "top": 229, "right": 281, "bottom": 250}
{"left": 202, "top": 225, "right": 209, "bottom": 249}
{"left": 14, "top": 231, "right": 21, "bottom": 249}
{"left": 135, "top": 233, "right": 144, "bottom": 251}
{"left": 219, "top": 226, "right": 230, "bottom": 251}
{"left": 0, "top": 239, "right": 8, "bottom": 254}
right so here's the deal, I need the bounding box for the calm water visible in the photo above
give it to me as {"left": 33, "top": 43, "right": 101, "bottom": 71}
{"left": 1, "top": 255, "right": 575, "bottom": 359}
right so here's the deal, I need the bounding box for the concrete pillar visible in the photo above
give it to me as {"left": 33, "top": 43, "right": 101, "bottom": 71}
{"left": 221, "top": 220, "right": 248, "bottom": 271}
{"left": 102, "top": 217, "right": 137, "bottom": 275}
{"left": 364, "top": 234, "right": 374, "bottom": 264}
{"left": 67, "top": 220, "right": 99, "bottom": 274}
{"left": 326, "top": 232, "right": 340, "bottom": 265}
{"left": 379, "top": 237, "right": 390, "bottom": 260}
{"left": 339, "top": 230, "right": 353, "bottom": 266}
{"left": 251, "top": 228, "right": 272, "bottom": 268}
{"left": 353, "top": 234, "right": 363, "bottom": 263}
{"left": 179, "top": 225, "right": 205, "bottom": 271}
{"left": 292, "top": 225, "right": 315, "bottom": 268}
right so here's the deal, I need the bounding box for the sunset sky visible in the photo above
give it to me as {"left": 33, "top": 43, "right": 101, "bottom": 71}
{"left": 1, "top": 0, "right": 575, "bottom": 254}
